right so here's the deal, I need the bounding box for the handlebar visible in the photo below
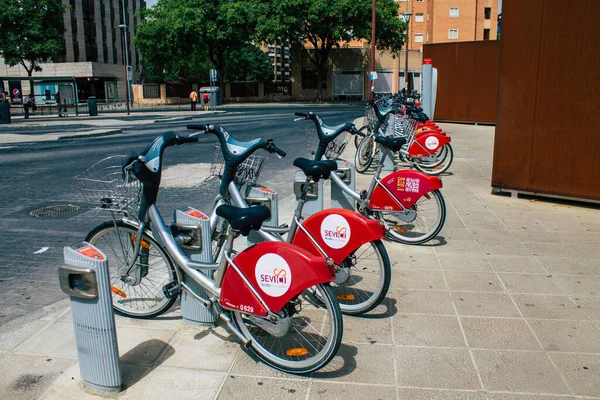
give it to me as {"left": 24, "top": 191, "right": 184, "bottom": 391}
{"left": 294, "top": 111, "right": 314, "bottom": 120}
{"left": 349, "top": 126, "right": 366, "bottom": 137}
{"left": 176, "top": 135, "right": 199, "bottom": 145}
{"left": 265, "top": 139, "right": 286, "bottom": 158}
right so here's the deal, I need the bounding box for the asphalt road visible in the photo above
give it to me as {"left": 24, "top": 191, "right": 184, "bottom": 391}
{"left": 0, "top": 105, "right": 364, "bottom": 328}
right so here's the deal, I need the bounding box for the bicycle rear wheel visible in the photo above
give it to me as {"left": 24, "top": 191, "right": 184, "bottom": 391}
{"left": 233, "top": 284, "right": 342, "bottom": 374}
{"left": 354, "top": 134, "right": 376, "bottom": 174}
{"left": 377, "top": 189, "right": 446, "bottom": 245}
{"left": 332, "top": 240, "right": 391, "bottom": 315}
{"left": 414, "top": 143, "right": 454, "bottom": 176}
{"left": 85, "top": 221, "right": 177, "bottom": 318}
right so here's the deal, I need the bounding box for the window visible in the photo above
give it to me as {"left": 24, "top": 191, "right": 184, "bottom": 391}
{"left": 484, "top": 28, "right": 490, "bottom": 40}
{"left": 415, "top": 13, "right": 424, "bottom": 23}
{"left": 448, "top": 29, "right": 458, "bottom": 39}
{"left": 414, "top": 33, "right": 424, "bottom": 43}
{"left": 485, "top": 7, "right": 491, "bottom": 19}
{"left": 450, "top": 7, "right": 459, "bottom": 18}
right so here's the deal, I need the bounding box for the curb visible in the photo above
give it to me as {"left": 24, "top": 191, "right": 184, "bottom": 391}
{"left": 58, "top": 129, "right": 123, "bottom": 140}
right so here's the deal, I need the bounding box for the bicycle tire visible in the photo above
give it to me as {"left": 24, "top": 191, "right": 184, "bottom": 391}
{"left": 233, "top": 284, "right": 342, "bottom": 374}
{"left": 354, "top": 125, "right": 369, "bottom": 148}
{"left": 414, "top": 143, "right": 454, "bottom": 176}
{"left": 333, "top": 240, "right": 391, "bottom": 316}
{"left": 354, "top": 134, "right": 376, "bottom": 174}
{"left": 377, "top": 189, "right": 446, "bottom": 245}
{"left": 85, "top": 221, "right": 177, "bottom": 318}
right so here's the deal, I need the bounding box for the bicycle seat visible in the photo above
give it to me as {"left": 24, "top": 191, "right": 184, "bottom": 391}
{"left": 293, "top": 158, "right": 338, "bottom": 182}
{"left": 374, "top": 136, "right": 407, "bottom": 152}
{"left": 216, "top": 205, "right": 270, "bottom": 236}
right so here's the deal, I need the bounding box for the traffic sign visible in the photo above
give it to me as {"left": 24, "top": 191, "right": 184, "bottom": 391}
{"left": 210, "top": 69, "right": 217, "bottom": 81}
{"left": 127, "top": 65, "right": 132, "bottom": 81}
{"left": 127, "top": 65, "right": 132, "bottom": 72}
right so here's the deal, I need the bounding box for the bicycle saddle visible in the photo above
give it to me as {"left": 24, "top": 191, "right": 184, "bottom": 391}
{"left": 374, "top": 136, "right": 407, "bottom": 152}
{"left": 216, "top": 205, "right": 270, "bottom": 236}
{"left": 293, "top": 158, "right": 338, "bottom": 182}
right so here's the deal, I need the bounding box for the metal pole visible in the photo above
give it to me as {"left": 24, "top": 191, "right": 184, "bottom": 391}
{"left": 402, "top": 10, "right": 413, "bottom": 92}
{"left": 121, "top": 0, "right": 132, "bottom": 113}
{"left": 369, "top": 0, "right": 376, "bottom": 101}
{"left": 121, "top": 31, "right": 130, "bottom": 115}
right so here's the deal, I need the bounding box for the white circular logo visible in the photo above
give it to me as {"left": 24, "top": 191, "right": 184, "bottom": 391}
{"left": 320, "top": 214, "right": 351, "bottom": 249}
{"left": 425, "top": 136, "right": 439, "bottom": 150}
{"left": 255, "top": 253, "right": 292, "bottom": 297}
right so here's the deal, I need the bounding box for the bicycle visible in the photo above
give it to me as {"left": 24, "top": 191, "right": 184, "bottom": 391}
{"left": 185, "top": 123, "right": 392, "bottom": 316}
{"left": 296, "top": 112, "right": 446, "bottom": 245}
{"left": 76, "top": 131, "right": 343, "bottom": 374}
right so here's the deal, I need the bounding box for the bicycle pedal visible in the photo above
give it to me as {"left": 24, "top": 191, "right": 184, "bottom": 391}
{"left": 162, "top": 281, "right": 181, "bottom": 299}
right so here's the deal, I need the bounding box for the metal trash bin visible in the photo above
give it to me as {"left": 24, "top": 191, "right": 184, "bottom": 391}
{"left": 59, "top": 243, "right": 121, "bottom": 393}
{"left": 199, "top": 87, "right": 220, "bottom": 107}
{"left": 88, "top": 96, "right": 98, "bottom": 116}
{"left": 0, "top": 102, "right": 11, "bottom": 124}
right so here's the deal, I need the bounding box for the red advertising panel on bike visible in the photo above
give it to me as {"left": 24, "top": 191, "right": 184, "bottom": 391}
{"left": 408, "top": 132, "right": 451, "bottom": 157}
{"left": 220, "top": 242, "right": 335, "bottom": 315}
{"left": 369, "top": 170, "right": 443, "bottom": 209}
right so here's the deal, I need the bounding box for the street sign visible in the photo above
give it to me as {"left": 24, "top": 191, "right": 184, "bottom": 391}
{"left": 210, "top": 69, "right": 217, "bottom": 81}
{"left": 127, "top": 65, "right": 132, "bottom": 81}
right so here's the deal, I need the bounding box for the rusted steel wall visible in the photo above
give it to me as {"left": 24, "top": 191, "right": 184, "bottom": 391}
{"left": 423, "top": 41, "right": 500, "bottom": 123}
{"left": 492, "top": 0, "right": 600, "bottom": 201}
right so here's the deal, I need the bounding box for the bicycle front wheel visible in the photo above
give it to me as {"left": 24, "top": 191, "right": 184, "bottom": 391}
{"left": 85, "top": 221, "right": 177, "bottom": 318}
{"left": 377, "top": 189, "right": 446, "bottom": 245}
{"left": 233, "top": 284, "right": 342, "bottom": 374}
{"left": 354, "top": 134, "right": 376, "bottom": 174}
{"left": 333, "top": 240, "right": 391, "bottom": 315}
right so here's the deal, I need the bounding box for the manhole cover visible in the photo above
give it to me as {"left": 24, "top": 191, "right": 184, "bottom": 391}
{"left": 29, "top": 204, "right": 81, "bottom": 217}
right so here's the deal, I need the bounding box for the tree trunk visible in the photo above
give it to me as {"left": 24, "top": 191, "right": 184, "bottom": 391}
{"left": 316, "top": 66, "right": 325, "bottom": 102}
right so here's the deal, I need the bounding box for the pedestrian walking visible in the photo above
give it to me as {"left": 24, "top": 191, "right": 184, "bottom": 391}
{"left": 23, "top": 95, "right": 30, "bottom": 119}
{"left": 189, "top": 90, "right": 198, "bottom": 111}
{"left": 55, "top": 91, "right": 62, "bottom": 117}
{"left": 202, "top": 91, "right": 209, "bottom": 111}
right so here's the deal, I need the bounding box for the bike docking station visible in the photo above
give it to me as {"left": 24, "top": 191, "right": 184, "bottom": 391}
{"left": 331, "top": 159, "right": 356, "bottom": 210}
{"left": 244, "top": 184, "right": 279, "bottom": 245}
{"left": 294, "top": 171, "right": 324, "bottom": 218}
{"left": 58, "top": 243, "right": 122, "bottom": 394}
{"left": 172, "top": 208, "right": 216, "bottom": 326}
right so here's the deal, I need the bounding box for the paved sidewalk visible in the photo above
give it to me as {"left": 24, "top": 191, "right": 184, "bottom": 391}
{"left": 1, "top": 123, "right": 599, "bottom": 399}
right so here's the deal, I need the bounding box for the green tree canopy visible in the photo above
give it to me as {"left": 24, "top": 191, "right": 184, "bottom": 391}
{"left": 136, "top": 0, "right": 270, "bottom": 87}
{"left": 254, "top": 0, "right": 405, "bottom": 101}
{"left": 0, "top": 0, "right": 67, "bottom": 93}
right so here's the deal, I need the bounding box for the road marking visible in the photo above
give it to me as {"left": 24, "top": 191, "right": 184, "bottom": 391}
{"left": 33, "top": 247, "right": 50, "bottom": 254}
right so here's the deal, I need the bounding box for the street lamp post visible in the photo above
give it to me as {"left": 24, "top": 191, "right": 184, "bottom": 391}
{"left": 369, "top": 0, "right": 376, "bottom": 101}
{"left": 401, "top": 12, "right": 413, "bottom": 92}
{"left": 118, "top": 1, "right": 132, "bottom": 115}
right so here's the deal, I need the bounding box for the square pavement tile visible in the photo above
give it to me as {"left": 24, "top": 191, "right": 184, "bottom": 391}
{"left": 437, "top": 228, "right": 474, "bottom": 241}
{"left": 342, "top": 315, "right": 393, "bottom": 345}
{"left": 527, "top": 320, "right": 600, "bottom": 353}
{"left": 392, "top": 290, "right": 456, "bottom": 316}
{"left": 451, "top": 292, "right": 521, "bottom": 318}
{"left": 438, "top": 254, "right": 493, "bottom": 272}
{"left": 523, "top": 243, "right": 578, "bottom": 258}
{"left": 0, "top": 318, "right": 53, "bottom": 352}
{"left": 485, "top": 394, "right": 576, "bottom": 400}
{"left": 156, "top": 327, "right": 240, "bottom": 371}
{"left": 13, "top": 320, "right": 77, "bottom": 359}
{"left": 462, "top": 219, "right": 508, "bottom": 231}
{"left": 397, "top": 388, "right": 485, "bottom": 399}
{"left": 0, "top": 354, "right": 76, "bottom": 400}
{"left": 549, "top": 353, "right": 600, "bottom": 397}
{"left": 312, "top": 343, "right": 395, "bottom": 385}
{"left": 391, "top": 270, "right": 448, "bottom": 291}
{"left": 434, "top": 239, "right": 484, "bottom": 255}
{"left": 445, "top": 271, "right": 505, "bottom": 293}
{"left": 229, "top": 350, "right": 310, "bottom": 381}
{"left": 391, "top": 253, "right": 441, "bottom": 270}
{"left": 128, "top": 367, "right": 225, "bottom": 399}
{"left": 478, "top": 241, "right": 531, "bottom": 257}
{"left": 116, "top": 326, "right": 178, "bottom": 367}
{"left": 472, "top": 350, "right": 569, "bottom": 394}
{"left": 460, "top": 317, "right": 541, "bottom": 351}
{"left": 502, "top": 219, "right": 549, "bottom": 232}
{"left": 393, "top": 314, "right": 466, "bottom": 348}
{"left": 535, "top": 257, "right": 599, "bottom": 275}
{"left": 511, "top": 295, "right": 590, "bottom": 320}
{"left": 395, "top": 347, "right": 481, "bottom": 390}
{"left": 309, "top": 382, "right": 396, "bottom": 400}
{"left": 497, "top": 273, "right": 565, "bottom": 295}
{"left": 218, "top": 376, "right": 309, "bottom": 400}
{"left": 487, "top": 256, "right": 546, "bottom": 273}
{"left": 556, "top": 232, "right": 600, "bottom": 244}
{"left": 510, "top": 230, "right": 561, "bottom": 243}
{"left": 470, "top": 230, "right": 518, "bottom": 243}
{"left": 540, "top": 220, "right": 589, "bottom": 233}
{"left": 577, "top": 296, "right": 600, "bottom": 320}
{"left": 552, "top": 275, "right": 600, "bottom": 296}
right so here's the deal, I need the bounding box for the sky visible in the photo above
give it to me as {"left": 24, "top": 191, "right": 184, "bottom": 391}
{"left": 146, "top": 0, "right": 157, "bottom": 8}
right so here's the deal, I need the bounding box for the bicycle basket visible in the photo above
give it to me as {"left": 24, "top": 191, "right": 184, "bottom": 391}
{"left": 74, "top": 155, "right": 140, "bottom": 212}
{"left": 305, "top": 127, "right": 349, "bottom": 160}
{"left": 210, "top": 143, "right": 267, "bottom": 186}
{"left": 366, "top": 106, "right": 377, "bottom": 131}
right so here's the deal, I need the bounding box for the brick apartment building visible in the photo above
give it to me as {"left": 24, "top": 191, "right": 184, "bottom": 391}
{"left": 401, "top": 0, "right": 499, "bottom": 51}
{"left": 0, "top": 0, "right": 144, "bottom": 106}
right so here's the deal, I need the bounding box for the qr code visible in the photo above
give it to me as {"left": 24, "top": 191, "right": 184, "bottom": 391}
{"left": 405, "top": 177, "right": 420, "bottom": 193}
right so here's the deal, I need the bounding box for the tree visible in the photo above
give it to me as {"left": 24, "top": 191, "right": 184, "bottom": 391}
{"left": 254, "top": 0, "right": 406, "bottom": 101}
{"left": 0, "top": 0, "right": 67, "bottom": 95}
{"left": 136, "top": 0, "right": 269, "bottom": 89}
